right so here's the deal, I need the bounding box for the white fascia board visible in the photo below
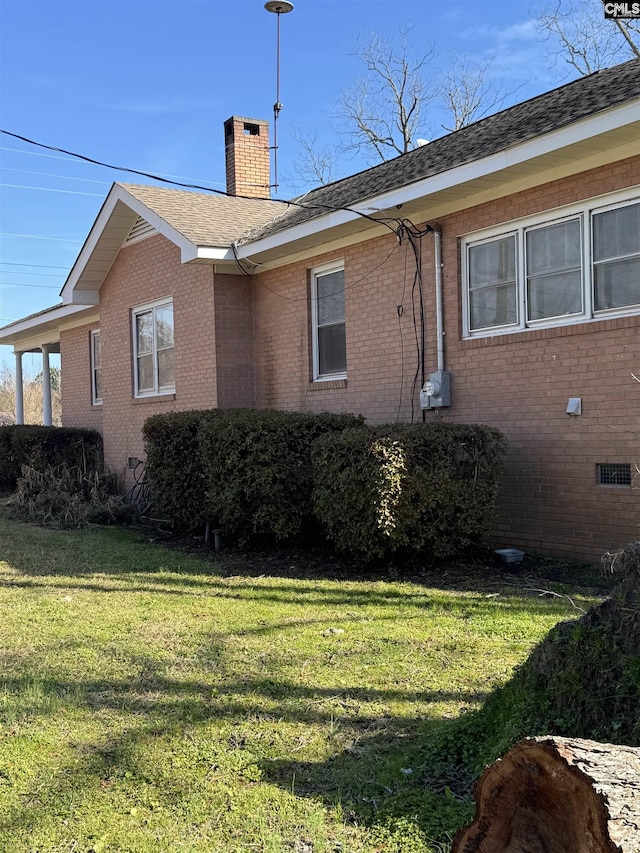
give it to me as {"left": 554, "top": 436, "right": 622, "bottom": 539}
{"left": 237, "top": 100, "right": 640, "bottom": 259}
{"left": 188, "top": 245, "right": 235, "bottom": 263}
{"left": 61, "top": 184, "right": 198, "bottom": 302}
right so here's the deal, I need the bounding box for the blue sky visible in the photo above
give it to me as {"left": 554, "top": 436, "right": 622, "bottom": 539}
{"left": 0, "top": 0, "right": 580, "bottom": 370}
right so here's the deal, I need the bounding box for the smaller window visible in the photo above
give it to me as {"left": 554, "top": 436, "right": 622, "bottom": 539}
{"left": 310, "top": 262, "right": 346, "bottom": 380}
{"left": 597, "top": 463, "right": 632, "bottom": 486}
{"left": 90, "top": 330, "right": 102, "bottom": 405}
{"left": 132, "top": 299, "right": 175, "bottom": 397}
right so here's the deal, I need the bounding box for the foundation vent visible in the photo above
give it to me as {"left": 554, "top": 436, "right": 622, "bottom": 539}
{"left": 597, "top": 463, "right": 632, "bottom": 486}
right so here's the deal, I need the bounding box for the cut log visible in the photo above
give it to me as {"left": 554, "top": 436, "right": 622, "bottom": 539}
{"left": 452, "top": 736, "right": 640, "bottom": 853}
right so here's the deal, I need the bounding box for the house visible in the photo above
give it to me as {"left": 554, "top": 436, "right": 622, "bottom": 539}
{"left": 1, "top": 62, "right": 639, "bottom": 560}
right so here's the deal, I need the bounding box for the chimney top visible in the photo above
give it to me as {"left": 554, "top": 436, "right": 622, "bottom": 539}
{"left": 224, "top": 116, "right": 271, "bottom": 199}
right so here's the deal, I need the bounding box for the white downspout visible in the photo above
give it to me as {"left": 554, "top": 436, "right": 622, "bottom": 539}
{"left": 426, "top": 222, "right": 444, "bottom": 372}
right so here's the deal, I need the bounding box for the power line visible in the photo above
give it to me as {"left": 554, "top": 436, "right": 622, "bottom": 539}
{"left": 0, "top": 145, "right": 226, "bottom": 187}
{"left": 1, "top": 166, "right": 111, "bottom": 186}
{"left": 0, "top": 261, "right": 69, "bottom": 270}
{"left": 0, "top": 232, "right": 82, "bottom": 243}
{"left": 0, "top": 281, "right": 60, "bottom": 289}
{"left": 0, "top": 269, "right": 63, "bottom": 278}
{"left": 0, "top": 182, "right": 104, "bottom": 197}
{"left": 0, "top": 129, "right": 399, "bottom": 234}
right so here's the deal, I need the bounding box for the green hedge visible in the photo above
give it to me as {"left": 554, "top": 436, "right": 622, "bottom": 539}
{"left": 311, "top": 423, "right": 506, "bottom": 561}
{"left": 0, "top": 425, "right": 103, "bottom": 486}
{"left": 198, "top": 409, "right": 365, "bottom": 544}
{"left": 143, "top": 410, "right": 211, "bottom": 529}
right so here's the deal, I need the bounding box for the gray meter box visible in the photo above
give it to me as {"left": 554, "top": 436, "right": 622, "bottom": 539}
{"left": 420, "top": 370, "right": 451, "bottom": 409}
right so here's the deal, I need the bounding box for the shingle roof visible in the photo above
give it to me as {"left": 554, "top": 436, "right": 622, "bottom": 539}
{"left": 118, "top": 183, "right": 284, "bottom": 246}
{"left": 241, "top": 59, "right": 640, "bottom": 244}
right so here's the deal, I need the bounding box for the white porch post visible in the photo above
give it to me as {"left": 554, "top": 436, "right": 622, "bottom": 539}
{"left": 41, "top": 344, "right": 53, "bottom": 427}
{"left": 14, "top": 351, "right": 24, "bottom": 425}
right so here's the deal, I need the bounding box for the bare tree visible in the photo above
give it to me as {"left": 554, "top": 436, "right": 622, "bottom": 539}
{"left": 293, "top": 28, "right": 510, "bottom": 185}
{"left": 292, "top": 127, "right": 338, "bottom": 188}
{"left": 337, "top": 28, "right": 438, "bottom": 163}
{"left": 536, "top": 0, "right": 639, "bottom": 77}
{"left": 440, "top": 54, "right": 511, "bottom": 133}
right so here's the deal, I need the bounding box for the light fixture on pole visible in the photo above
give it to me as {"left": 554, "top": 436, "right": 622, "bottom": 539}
{"left": 264, "top": 1, "right": 294, "bottom": 193}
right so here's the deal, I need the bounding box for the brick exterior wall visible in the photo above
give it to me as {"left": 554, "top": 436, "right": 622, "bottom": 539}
{"left": 60, "top": 322, "right": 103, "bottom": 433}
{"left": 83, "top": 235, "right": 218, "bottom": 484}
{"left": 59, "top": 154, "right": 640, "bottom": 560}
{"left": 252, "top": 155, "right": 640, "bottom": 560}
{"left": 214, "top": 273, "right": 256, "bottom": 408}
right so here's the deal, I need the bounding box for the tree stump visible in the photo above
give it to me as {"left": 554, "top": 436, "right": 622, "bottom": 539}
{"left": 452, "top": 736, "right": 640, "bottom": 853}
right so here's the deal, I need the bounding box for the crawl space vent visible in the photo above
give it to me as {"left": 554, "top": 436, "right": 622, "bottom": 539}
{"left": 597, "top": 463, "right": 632, "bottom": 486}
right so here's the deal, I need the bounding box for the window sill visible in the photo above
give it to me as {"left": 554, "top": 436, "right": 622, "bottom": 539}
{"left": 132, "top": 392, "right": 176, "bottom": 404}
{"left": 308, "top": 378, "right": 347, "bottom": 391}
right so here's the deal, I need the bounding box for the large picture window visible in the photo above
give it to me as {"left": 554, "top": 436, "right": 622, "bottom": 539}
{"left": 132, "top": 299, "right": 175, "bottom": 396}
{"left": 463, "top": 194, "right": 640, "bottom": 337}
{"left": 311, "top": 262, "right": 346, "bottom": 380}
{"left": 90, "top": 330, "right": 102, "bottom": 405}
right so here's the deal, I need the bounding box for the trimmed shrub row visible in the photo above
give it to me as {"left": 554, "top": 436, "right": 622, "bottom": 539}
{"left": 312, "top": 423, "right": 506, "bottom": 561}
{"left": 144, "top": 409, "right": 505, "bottom": 561}
{"left": 0, "top": 425, "right": 103, "bottom": 486}
{"left": 143, "top": 409, "right": 364, "bottom": 543}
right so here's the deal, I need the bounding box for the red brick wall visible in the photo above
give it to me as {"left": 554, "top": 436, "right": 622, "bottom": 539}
{"left": 60, "top": 323, "right": 103, "bottom": 433}
{"left": 214, "top": 273, "right": 256, "bottom": 408}
{"left": 253, "top": 156, "right": 640, "bottom": 560}
{"left": 98, "top": 234, "right": 218, "bottom": 483}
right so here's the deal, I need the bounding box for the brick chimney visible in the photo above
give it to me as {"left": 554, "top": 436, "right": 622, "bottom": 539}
{"left": 224, "top": 116, "right": 271, "bottom": 198}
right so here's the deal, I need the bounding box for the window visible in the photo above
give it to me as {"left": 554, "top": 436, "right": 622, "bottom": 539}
{"left": 132, "top": 299, "right": 175, "bottom": 396}
{"left": 90, "top": 330, "right": 102, "bottom": 405}
{"left": 311, "top": 261, "right": 346, "bottom": 380}
{"left": 463, "top": 194, "right": 640, "bottom": 337}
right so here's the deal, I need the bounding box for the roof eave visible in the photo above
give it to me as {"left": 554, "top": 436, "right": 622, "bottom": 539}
{"left": 235, "top": 99, "right": 640, "bottom": 264}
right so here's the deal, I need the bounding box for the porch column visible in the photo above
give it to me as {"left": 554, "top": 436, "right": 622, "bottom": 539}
{"left": 41, "top": 344, "right": 53, "bottom": 427}
{"left": 14, "top": 351, "right": 24, "bottom": 425}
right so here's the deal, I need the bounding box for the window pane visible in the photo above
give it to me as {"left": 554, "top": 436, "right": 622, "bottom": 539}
{"left": 155, "top": 304, "right": 174, "bottom": 348}
{"left": 92, "top": 333, "right": 101, "bottom": 369}
{"left": 316, "top": 270, "right": 345, "bottom": 326}
{"left": 94, "top": 369, "right": 102, "bottom": 402}
{"left": 593, "top": 203, "right": 640, "bottom": 261}
{"left": 470, "top": 283, "right": 517, "bottom": 330}
{"left": 157, "top": 347, "right": 175, "bottom": 389}
{"left": 594, "top": 256, "right": 640, "bottom": 311}
{"left": 318, "top": 323, "right": 346, "bottom": 375}
{"left": 528, "top": 270, "right": 582, "bottom": 320}
{"left": 469, "top": 236, "right": 516, "bottom": 288}
{"left": 527, "top": 220, "right": 581, "bottom": 275}
{"left": 136, "top": 312, "right": 153, "bottom": 354}
{"left": 137, "top": 353, "right": 154, "bottom": 392}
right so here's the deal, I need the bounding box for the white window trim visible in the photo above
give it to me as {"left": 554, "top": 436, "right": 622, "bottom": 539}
{"left": 462, "top": 187, "right": 640, "bottom": 339}
{"left": 90, "top": 329, "right": 102, "bottom": 406}
{"left": 310, "top": 260, "right": 347, "bottom": 381}
{"left": 131, "top": 297, "right": 175, "bottom": 398}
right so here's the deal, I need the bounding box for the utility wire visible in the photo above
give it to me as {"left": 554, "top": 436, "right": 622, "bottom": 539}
{"left": 0, "top": 261, "right": 69, "bottom": 270}
{"left": 0, "top": 129, "right": 399, "bottom": 234}
{"left": 0, "top": 232, "right": 82, "bottom": 243}
{"left": 0, "top": 281, "right": 60, "bottom": 289}
{"left": 0, "top": 182, "right": 104, "bottom": 197}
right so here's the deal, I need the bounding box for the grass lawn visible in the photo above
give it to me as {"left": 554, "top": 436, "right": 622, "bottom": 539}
{"left": 0, "top": 511, "right": 605, "bottom": 852}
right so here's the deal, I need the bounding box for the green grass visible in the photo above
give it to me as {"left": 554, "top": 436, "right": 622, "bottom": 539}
{"left": 0, "top": 514, "right": 603, "bottom": 852}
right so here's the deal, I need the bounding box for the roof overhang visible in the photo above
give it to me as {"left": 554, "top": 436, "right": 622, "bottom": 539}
{"left": 230, "top": 98, "right": 640, "bottom": 269}
{"left": 0, "top": 304, "right": 99, "bottom": 353}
